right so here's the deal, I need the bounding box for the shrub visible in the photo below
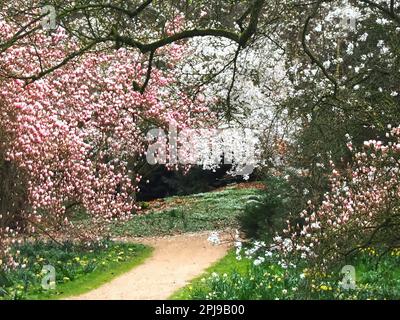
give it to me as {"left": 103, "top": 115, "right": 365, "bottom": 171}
{"left": 275, "top": 126, "right": 400, "bottom": 271}
{"left": 0, "top": 240, "right": 147, "bottom": 300}
{"left": 238, "top": 176, "right": 292, "bottom": 241}
{"left": 0, "top": 127, "right": 29, "bottom": 266}
{"left": 186, "top": 246, "right": 400, "bottom": 300}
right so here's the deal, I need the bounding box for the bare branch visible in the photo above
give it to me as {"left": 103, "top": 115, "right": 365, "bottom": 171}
{"left": 301, "top": 0, "right": 338, "bottom": 95}
{"left": 360, "top": 0, "right": 400, "bottom": 24}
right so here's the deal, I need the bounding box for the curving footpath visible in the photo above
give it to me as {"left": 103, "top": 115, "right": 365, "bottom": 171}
{"left": 69, "top": 231, "right": 233, "bottom": 300}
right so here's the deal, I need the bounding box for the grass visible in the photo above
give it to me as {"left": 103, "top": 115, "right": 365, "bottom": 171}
{"left": 2, "top": 183, "right": 262, "bottom": 300}
{"left": 111, "top": 186, "right": 264, "bottom": 237}
{"left": 1, "top": 241, "right": 153, "bottom": 300}
{"left": 170, "top": 249, "right": 250, "bottom": 300}
{"left": 36, "top": 244, "right": 153, "bottom": 300}
{"left": 172, "top": 247, "right": 400, "bottom": 300}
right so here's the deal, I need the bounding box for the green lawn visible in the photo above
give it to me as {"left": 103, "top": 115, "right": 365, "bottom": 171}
{"left": 170, "top": 249, "right": 251, "bottom": 300}
{"left": 172, "top": 247, "right": 400, "bottom": 300}
{"left": 1, "top": 241, "right": 153, "bottom": 300}
{"left": 111, "top": 186, "right": 264, "bottom": 237}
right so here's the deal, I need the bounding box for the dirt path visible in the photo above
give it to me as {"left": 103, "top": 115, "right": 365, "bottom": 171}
{"left": 70, "top": 231, "right": 234, "bottom": 300}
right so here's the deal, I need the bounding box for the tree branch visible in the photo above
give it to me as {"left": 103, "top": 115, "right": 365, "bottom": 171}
{"left": 301, "top": 0, "right": 338, "bottom": 95}
{"left": 139, "top": 49, "right": 155, "bottom": 93}
{"left": 360, "top": 0, "right": 400, "bottom": 24}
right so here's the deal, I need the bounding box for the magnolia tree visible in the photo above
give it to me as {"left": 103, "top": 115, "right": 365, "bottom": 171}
{"left": 174, "top": 34, "right": 297, "bottom": 177}
{"left": 0, "top": 0, "right": 274, "bottom": 268}
{"left": 0, "top": 18, "right": 215, "bottom": 267}
{"left": 265, "top": 0, "right": 400, "bottom": 269}
{"left": 278, "top": 0, "right": 400, "bottom": 166}
{"left": 273, "top": 126, "right": 400, "bottom": 270}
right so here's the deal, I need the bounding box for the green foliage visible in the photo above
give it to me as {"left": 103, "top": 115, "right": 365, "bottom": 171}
{"left": 171, "top": 250, "right": 251, "bottom": 300}
{"left": 281, "top": 11, "right": 400, "bottom": 204}
{"left": 0, "top": 241, "right": 151, "bottom": 300}
{"left": 238, "top": 177, "right": 293, "bottom": 241}
{"left": 176, "top": 248, "right": 400, "bottom": 300}
{"left": 139, "top": 201, "right": 150, "bottom": 210}
{"left": 112, "top": 186, "right": 263, "bottom": 237}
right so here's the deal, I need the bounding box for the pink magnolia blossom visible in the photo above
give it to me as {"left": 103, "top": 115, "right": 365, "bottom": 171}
{"left": 0, "top": 17, "right": 214, "bottom": 266}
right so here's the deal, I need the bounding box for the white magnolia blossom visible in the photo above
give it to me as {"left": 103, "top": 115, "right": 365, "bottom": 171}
{"left": 177, "top": 35, "right": 297, "bottom": 176}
